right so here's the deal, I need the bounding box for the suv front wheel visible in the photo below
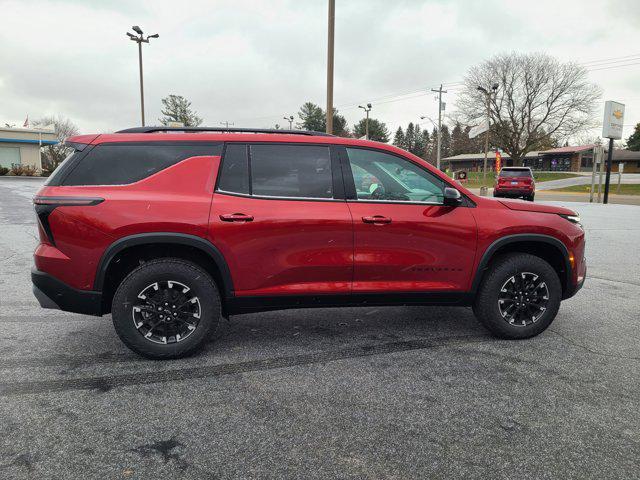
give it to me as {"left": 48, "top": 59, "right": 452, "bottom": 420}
{"left": 473, "top": 253, "right": 561, "bottom": 339}
{"left": 112, "top": 258, "right": 221, "bottom": 359}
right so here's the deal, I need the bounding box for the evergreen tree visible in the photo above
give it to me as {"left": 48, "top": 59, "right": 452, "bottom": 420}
{"left": 440, "top": 125, "right": 452, "bottom": 159}
{"left": 353, "top": 118, "right": 390, "bottom": 142}
{"left": 421, "top": 130, "right": 430, "bottom": 159}
{"left": 405, "top": 123, "right": 416, "bottom": 153}
{"left": 331, "top": 110, "right": 350, "bottom": 137}
{"left": 297, "top": 102, "right": 349, "bottom": 136}
{"left": 297, "top": 102, "right": 325, "bottom": 132}
{"left": 393, "top": 127, "right": 405, "bottom": 149}
{"left": 159, "top": 94, "right": 203, "bottom": 126}
{"left": 626, "top": 123, "right": 640, "bottom": 151}
{"left": 411, "top": 124, "right": 426, "bottom": 157}
{"left": 451, "top": 122, "right": 465, "bottom": 156}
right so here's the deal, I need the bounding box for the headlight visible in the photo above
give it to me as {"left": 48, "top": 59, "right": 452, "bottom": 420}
{"left": 559, "top": 214, "right": 582, "bottom": 228}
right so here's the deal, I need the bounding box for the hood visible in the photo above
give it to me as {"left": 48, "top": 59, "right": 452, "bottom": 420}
{"left": 498, "top": 199, "right": 577, "bottom": 216}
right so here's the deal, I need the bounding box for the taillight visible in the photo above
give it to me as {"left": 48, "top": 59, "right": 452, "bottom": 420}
{"left": 33, "top": 196, "right": 104, "bottom": 245}
{"left": 33, "top": 196, "right": 104, "bottom": 206}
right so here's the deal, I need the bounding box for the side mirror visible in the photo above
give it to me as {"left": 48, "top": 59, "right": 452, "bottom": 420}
{"left": 443, "top": 187, "right": 462, "bottom": 206}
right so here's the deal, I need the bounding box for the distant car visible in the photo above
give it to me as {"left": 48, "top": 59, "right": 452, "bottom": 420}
{"left": 31, "top": 128, "right": 585, "bottom": 359}
{"left": 494, "top": 167, "right": 535, "bottom": 201}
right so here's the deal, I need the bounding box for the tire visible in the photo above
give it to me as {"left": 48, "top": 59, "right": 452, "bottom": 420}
{"left": 112, "top": 258, "right": 221, "bottom": 359}
{"left": 472, "top": 253, "right": 561, "bottom": 339}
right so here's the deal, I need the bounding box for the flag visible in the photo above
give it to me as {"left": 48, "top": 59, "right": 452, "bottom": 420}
{"left": 23, "top": 116, "right": 29, "bottom": 128}
{"left": 495, "top": 150, "right": 502, "bottom": 172}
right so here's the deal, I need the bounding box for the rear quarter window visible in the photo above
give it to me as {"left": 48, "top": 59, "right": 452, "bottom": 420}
{"left": 62, "top": 143, "right": 222, "bottom": 186}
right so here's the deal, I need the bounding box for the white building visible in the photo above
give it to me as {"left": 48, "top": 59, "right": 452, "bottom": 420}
{"left": 0, "top": 127, "right": 58, "bottom": 171}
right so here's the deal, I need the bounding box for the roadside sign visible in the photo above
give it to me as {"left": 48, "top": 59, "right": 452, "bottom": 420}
{"left": 495, "top": 150, "right": 502, "bottom": 172}
{"left": 619, "top": 162, "right": 624, "bottom": 173}
{"left": 167, "top": 121, "right": 185, "bottom": 127}
{"left": 602, "top": 101, "right": 625, "bottom": 139}
{"left": 469, "top": 119, "right": 489, "bottom": 139}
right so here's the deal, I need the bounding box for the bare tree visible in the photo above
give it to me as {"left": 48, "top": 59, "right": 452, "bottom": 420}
{"left": 33, "top": 115, "right": 80, "bottom": 171}
{"left": 456, "top": 52, "right": 601, "bottom": 163}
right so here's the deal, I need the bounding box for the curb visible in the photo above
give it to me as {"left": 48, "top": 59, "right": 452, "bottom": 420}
{"left": 0, "top": 176, "right": 47, "bottom": 181}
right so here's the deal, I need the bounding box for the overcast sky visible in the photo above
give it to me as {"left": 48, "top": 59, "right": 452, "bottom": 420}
{"left": 1, "top": 0, "right": 638, "bottom": 143}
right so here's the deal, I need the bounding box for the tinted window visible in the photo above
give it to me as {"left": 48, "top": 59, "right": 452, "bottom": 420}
{"left": 346, "top": 148, "right": 444, "bottom": 203}
{"left": 62, "top": 144, "right": 222, "bottom": 186}
{"left": 499, "top": 169, "right": 532, "bottom": 178}
{"left": 250, "top": 145, "right": 333, "bottom": 198}
{"left": 217, "top": 144, "right": 249, "bottom": 194}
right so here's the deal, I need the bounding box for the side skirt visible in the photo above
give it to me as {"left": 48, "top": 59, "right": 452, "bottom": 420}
{"left": 225, "top": 292, "right": 473, "bottom": 316}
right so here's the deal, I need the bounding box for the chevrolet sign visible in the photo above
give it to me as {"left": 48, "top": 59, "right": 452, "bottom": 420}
{"left": 602, "top": 101, "right": 625, "bottom": 140}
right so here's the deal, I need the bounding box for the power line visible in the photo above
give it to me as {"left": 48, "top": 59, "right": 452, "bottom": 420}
{"left": 586, "top": 61, "right": 640, "bottom": 72}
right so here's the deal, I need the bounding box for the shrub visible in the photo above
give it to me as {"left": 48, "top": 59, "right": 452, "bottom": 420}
{"left": 10, "top": 164, "right": 38, "bottom": 176}
{"left": 0, "top": 167, "right": 9, "bottom": 176}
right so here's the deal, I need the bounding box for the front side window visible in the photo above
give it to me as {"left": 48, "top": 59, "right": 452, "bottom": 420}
{"left": 346, "top": 148, "right": 444, "bottom": 203}
{"left": 62, "top": 143, "right": 222, "bottom": 186}
{"left": 250, "top": 144, "right": 333, "bottom": 199}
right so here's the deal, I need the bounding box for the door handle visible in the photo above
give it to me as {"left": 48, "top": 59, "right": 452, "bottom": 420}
{"left": 220, "top": 213, "right": 254, "bottom": 222}
{"left": 362, "top": 215, "right": 392, "bottom": 224}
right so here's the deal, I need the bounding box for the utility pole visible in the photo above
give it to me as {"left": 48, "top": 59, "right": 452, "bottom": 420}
{"left": 127, "top": 26, "right": 159, "bottom": 126}
{"left": 220, "top": 121, "right": 234, "bottom": 129}
{"left": 283, "top": 115, "right": 294, "bottom": 129}
{"left": 358, "top": 103, "right": 372, "bottom": 139}
{"left": 326, "top": 0, "right": 335, "bottom": 134}
{"left": 477, "top": 83, "right": 499, "bottom": 186}
{"left": 431, "top": 85, "right": 447, "bottom": 170}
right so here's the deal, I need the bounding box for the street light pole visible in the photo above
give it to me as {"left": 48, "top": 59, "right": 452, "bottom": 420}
{"left": 127, "top": 26, "right": 159, "bottom": 127}
{"left": 477, "top": 83, "right": 498, "bottom": 185}
{"left": 420, "top": 115, "right": 437, "bottom": 162}
{"left": 326, "top": 0, "right": 335, "bottom": 134}
{"left": 283, "top": 115, "right": 294, "bottom": 129}
{"left": 358, "top": 103, "right": 372, "bottom": 139}
{"left": 431, "top": 85, "right": 447, "bottom": 171}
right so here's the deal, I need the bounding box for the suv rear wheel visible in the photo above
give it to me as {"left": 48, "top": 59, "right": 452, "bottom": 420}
{"left": 112, "top": 258, "right": 221, "bottom": 359}
{"left": 473, "top": 253, "right": 561, "bottom": 339}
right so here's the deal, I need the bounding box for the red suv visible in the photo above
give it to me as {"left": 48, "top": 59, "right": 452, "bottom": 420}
{"left": 493, "top": 166, "right": 536, "bottom": 201}
{"left": 32, "top": 127, "right": 586, "bottom": 359}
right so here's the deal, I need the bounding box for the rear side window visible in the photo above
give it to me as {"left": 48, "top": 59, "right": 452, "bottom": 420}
{"left": 499, "top": 169, "right": 532, "bottom": 178}
{"left": 250, "top": 144, "right": 333, "bottom": 199}
{"left": 44, "top": 148, "right": 85, "bottom": 186}
{"left": 217, "top": 144, "right": 249, "bottom": 194}
{"left": 62, "top": 143, "right": 222, "bottom": 186}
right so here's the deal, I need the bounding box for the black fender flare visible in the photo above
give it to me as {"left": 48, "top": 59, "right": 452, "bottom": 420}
{"left": 93, "top": 232, "right": 234, "bottom": 298}
{"left": 470, "top": 233, "right": 571, "bottom": 295}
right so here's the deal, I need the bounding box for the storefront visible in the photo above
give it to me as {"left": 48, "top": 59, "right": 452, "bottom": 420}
{"left": 0, "top": 127, "right": 58, "bottom": 171}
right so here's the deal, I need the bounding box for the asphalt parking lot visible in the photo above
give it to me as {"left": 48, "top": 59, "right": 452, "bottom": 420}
{"left": 0, "top": 178, "right": 638, "bottom": 479}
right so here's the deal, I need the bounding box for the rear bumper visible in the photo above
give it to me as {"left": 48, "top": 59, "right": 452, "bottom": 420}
{"left": 31, "top": 268, "right": 103, "bottom": 316}
{"left": 494, "top": 188, "right": 534, "bottom": 197}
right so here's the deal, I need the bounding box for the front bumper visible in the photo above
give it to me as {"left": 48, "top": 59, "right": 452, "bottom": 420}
{"left": 31, "top": 268, "right": 103, "bottom": 316}
{"left": 562, "top": 258, "right": 586, "bottom": 300}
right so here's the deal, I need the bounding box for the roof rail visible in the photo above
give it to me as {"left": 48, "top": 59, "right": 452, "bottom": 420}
{"left": 115, "top": 126, "right": 335, "bottom": 137}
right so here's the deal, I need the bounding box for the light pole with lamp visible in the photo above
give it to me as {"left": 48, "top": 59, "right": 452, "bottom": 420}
{"left": 283, "top": 115, "right": 294, "bottom": 129}
{"left": 476, "top": 83, "right": 498, "bottom": 186}
{"left": 358, "top": 103, "right": 372, "bottom": 139}
{"left": 127, "top": 26, "right": 159, "bottom": 126}
{"left": 420, "top": 115, "right": 438, "bottom": 167}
